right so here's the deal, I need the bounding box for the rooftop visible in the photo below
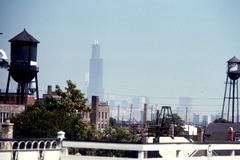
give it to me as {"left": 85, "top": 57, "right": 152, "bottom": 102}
{"left": 9, "top": 29, "right": 39, "bottom": 43}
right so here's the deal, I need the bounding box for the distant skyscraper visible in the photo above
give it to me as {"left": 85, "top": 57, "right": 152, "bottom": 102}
{"left": 192, "top": 113, "right": 200, "bottom": 125}
{"left": 178, "top": 97, "right": 192, "bottom": 123}
{"left": 87, "top": 40, "right": 104, "bottom": 102}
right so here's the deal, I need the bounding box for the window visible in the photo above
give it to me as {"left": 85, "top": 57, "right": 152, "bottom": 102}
{"left": 105, "top": 112, "right": 107, "bottom": 119}
{"left": 0, "top": 112, "right": 9, "bottom": 123}
{"left": 102, "top": 112, "right": 104, "bottom": 119}
{"left": 99, "top": 112, "right": 101, "bottom": 119}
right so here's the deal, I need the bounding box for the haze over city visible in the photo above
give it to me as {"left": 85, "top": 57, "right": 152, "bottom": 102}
{"left": 1, "top": 0, "right": 240, "bottom": 115}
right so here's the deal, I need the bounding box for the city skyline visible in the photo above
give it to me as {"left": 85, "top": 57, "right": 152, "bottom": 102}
{"left": 0, "top": 0, "right": 240, "bottom": 115}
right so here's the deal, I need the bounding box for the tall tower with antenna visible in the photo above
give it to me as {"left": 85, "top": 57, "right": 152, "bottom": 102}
{"left": 221, "top": 56, "right": 240, "bottom": 123}
{"left": 87, "top": 40, "right": 104, "bottom": 102}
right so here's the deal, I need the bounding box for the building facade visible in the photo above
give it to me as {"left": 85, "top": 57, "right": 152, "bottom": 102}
{"left": 0, "top": 92, "right": 35, "bottom": 105}
{"left": 90, "top": 96, "right": 109, "bottom": 130}
{"left": 87, "top": 40, "right": 104, "bottom": 102}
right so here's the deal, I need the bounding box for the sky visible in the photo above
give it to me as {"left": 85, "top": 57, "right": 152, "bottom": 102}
{"left": 0, "top": 0, "right": 240, "bottom": 115}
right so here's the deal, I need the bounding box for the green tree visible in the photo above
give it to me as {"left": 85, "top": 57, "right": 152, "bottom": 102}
{"left": 171, "top": 113, "right": 185, "bottom": 135}
{"left": 11, "top": 80, "right": 97, "bottom": 140}
{"left": 147, "top": 113, "right": 185, "bottom": 136}
{"left": 213, "top": 118, "right": 229, "bottom": 123}
{"left": 102, "top": 126, "right": 141, "bottom": 143}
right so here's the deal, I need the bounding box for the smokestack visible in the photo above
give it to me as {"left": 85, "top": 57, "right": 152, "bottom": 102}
{"left": 227, "top": 127, "right": 234, "bottom": 141}
{"left": 197, "top": 127, "right": 204, "bottom": 142}
{"left": 144, "top": 104, "right": 147, "bottom": 124}
{"left": 47, "top": 85, "right": 52, "bottom": 95}
{"left": 90, "top": 96, "right": 99, "bottom": 125}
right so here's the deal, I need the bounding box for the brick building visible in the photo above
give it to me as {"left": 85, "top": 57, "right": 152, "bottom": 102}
{"left": 0, "top": 91, "right": 35, "bottom": 105}
{"left": 90, "top": 96, "right": 109, "bottom": 130}
{"left": 0, "top": 104, "right": 25, "bottom": 133}
{"left": 0, "top": 104, "right": 25, "bottom": 123}
{"left": 42, "top": 85, "right": 59, "bottom": 99}
{"left": 42, "top": 86, "right": 109, "bottom": 130}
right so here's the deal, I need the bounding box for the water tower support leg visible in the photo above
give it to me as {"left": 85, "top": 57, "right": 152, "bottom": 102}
{"left": 232, "top": 80, "right": 235, "bottom": 123}
{"left": 222, "top": 76, "right": 228, "bottom": 119}
{"left": 227, "top": 81, "right": 232, "bottom": 121}
{"left": 20, "top": 84, "right": 25, "bottom": 104}
{"left": 237, "top": 80, "right": 239, "bottom": 123}
{"left": 4, "top": 72, "right": 11, "bottom": 103}
{"left": 35, "top": 74, "right": 39, "bottom": 100}
{"left": 16, "top": 84, "right": 20, "bottom": 104}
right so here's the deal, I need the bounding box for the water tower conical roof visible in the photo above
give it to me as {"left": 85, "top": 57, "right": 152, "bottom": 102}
{"left": 9, "top": 29, "right": 39, "bottom": 43}
{"left": 228, "top": 56, "right": 240, "bottom": 63}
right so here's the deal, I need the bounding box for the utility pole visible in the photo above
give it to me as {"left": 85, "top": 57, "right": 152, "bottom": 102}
{"left": 129, "top": 104, "right": 133, "bottom": 123}
{"left": 151, "top": 105, "right": 153, "bottom": 121}
{"left": 185, "top": 107, "right": 188, "bottom": 124}
{"left": 117, "top": 105, "right": 120, "bottom": 123}
{"left": 122, "top": 113, "right": 124, "bottom": 126}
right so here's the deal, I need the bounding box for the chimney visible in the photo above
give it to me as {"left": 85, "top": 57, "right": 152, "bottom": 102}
{"left": 143, "top": 104, "right": 147, "bottom": 124}
{"left": 90, "top": 96, "right": 99, "bottom": 125}
{"left": 197, "top": 127, "right": 204, "bottom": 142}
{"left": 227, "top": 127, "right": 234, "bottom": 141}
{"left": 47, "top": 85, "right": 52, "bottom": 95}
{"left": 1, "top": 119, "right": 14, "bottom": 139}
{"left": 1, "top": 119, "right": 14, "bottom": 150}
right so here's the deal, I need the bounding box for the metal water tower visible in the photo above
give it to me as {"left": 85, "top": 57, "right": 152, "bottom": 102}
{"left": 5, "top": 29, "right": 39, "bottom": 104}
{"left": 221, "top": 56, "right": 240, "bottom": 123}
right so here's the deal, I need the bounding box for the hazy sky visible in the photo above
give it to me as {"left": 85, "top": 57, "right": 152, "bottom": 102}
{"left": 0, "top": 0, "right": 240, "bottom": 114}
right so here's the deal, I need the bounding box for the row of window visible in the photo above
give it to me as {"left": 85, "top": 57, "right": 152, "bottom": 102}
{"left": 0, "top": 96, "right": 15, "bottom": 101}
{"left": 78, "top": 111, "right": 108, "bottom": 120}
{"left": 80, "top": 112, "right": 90, "bottom": 119}
{"left": 98, "top": 123, "right": 108, "bottom": 129}
{"left": 98, "top": 112, "right": 108, "bottom": 119}
{"left": 0, "top": 112, "right": 10, "bottom": 123}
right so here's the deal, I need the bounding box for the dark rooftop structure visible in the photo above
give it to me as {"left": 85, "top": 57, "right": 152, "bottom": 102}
{"left": 227, "top": 56, "right": 240, "bottom": 63}
{"left": 205, "top": 123, "right": 240, "bottom": 142}
{"left": 9, "top": 29, "right": 39, "bottom": 43}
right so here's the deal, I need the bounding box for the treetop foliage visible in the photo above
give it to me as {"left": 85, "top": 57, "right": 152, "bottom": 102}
{"left": 33, "top": 80, "right": 90, "bottom": 113}
{"left": 12, "top": 80, "right": 95, "bottom": 140}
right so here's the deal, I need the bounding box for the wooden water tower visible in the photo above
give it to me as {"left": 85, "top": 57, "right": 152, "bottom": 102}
{"left": 5, "top": 29, "right": 39, "bottom": 104}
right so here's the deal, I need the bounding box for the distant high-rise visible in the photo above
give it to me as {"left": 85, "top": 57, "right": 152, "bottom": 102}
{"left": 87, "top": 40, "right": 104, "bottom": 102}
{"left": 178, "top": 97, "right": 192, "bottom": 123}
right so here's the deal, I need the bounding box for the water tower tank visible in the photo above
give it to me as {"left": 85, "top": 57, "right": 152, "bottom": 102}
{"left": 9, "top": 29, "right": 39, "bottom": 84}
